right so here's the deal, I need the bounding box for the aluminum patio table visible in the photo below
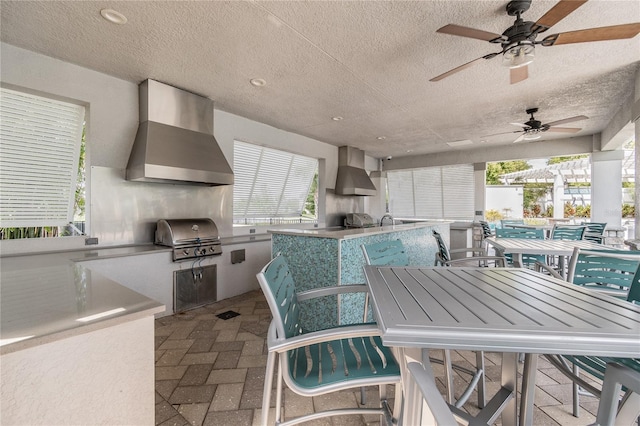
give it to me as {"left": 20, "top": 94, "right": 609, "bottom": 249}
{"left": 484, "top": 237, "right": 611, "bottom": 276}
{"left": 363, "top": 265, "right": 640, "bottom": 426}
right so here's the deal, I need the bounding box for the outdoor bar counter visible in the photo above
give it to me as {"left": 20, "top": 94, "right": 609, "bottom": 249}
{"left": 269, "top": 221, "right": 449, "bottom": 329}
{"left": 1, "top": 254, "right": 164, "bottom": 425}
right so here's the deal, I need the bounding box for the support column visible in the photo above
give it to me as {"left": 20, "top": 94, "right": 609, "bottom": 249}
{"left": 552, "top": 171, "right": 564, "bottom": 219}
{"left": 592, "top": 151, "right": 624, "bottom": 227}
{"left": 474, "top": 163, "right": 486, "bottom": 220}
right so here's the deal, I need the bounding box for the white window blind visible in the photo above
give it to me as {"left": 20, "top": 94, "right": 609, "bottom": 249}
{"left": 0, "top": 88, "right": 85, "bottom": 227}
{"left": 387, "top": 164, "right": 474, "bottom": 220}
{"left": 233, "top": 141, "right": 317, "bottom": 219}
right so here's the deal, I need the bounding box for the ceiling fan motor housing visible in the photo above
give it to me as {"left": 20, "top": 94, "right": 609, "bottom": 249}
{"left": 506, "top": 0, "right": 532, "bottom": 16}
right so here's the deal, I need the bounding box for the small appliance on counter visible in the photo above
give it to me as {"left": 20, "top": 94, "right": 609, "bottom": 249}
{"left": 344, "top": 213, "right": 377, "bottom": 228}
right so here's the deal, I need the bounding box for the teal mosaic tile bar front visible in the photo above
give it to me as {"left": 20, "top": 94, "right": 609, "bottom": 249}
{"left": 271, "top": 234, "right": 340, "bottom": 331}
{"left": 339, "top": 224, "right": 448, "bottom": 324}
{"left": 270, "top": 223, "right": 450, "bottom": 330}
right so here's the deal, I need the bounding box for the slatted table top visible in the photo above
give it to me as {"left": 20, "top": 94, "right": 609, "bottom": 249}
{"left": 485, "top": 237, "right": 611, "bottom": 256}
{"left": 363, "top": 266, "right": 640, "bottom": 357}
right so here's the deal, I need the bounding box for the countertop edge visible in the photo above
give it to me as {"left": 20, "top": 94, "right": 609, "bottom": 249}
{"left": 0, "top": 303, "right": 165, "bottom": 356}
{"left": 268, "top": 222, "right": 450, "bottom": 239}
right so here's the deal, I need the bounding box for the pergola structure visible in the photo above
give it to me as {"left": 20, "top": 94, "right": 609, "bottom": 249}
{"left": 500, "top": 150, "right": 635, "bottom": 185}
{"left": 498, "top": 150, "right": 634, "bottom": 220}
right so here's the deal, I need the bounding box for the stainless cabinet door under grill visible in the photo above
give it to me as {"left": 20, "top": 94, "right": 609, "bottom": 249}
{"left": 174, "top": 265, "right": 217, "bottom": 313}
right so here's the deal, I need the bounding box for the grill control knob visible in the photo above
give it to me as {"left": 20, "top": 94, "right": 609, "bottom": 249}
{"left": 183, "top": 250, "right": 190, "bottom": 255}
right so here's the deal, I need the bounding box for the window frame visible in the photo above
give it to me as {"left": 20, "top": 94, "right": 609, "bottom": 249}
{"left": 387, "top": 164, "right": 475, "bottom": 220}
{"left": 232, "top": 140, "right": 318, "bottom": 225}
{"left": 0, "top": 86, "right": 86, "bottom": 234}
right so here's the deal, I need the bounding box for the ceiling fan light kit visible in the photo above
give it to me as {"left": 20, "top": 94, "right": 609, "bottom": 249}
{"left": 430, "top": 0, "right": 640, "bottom": 84}
{"left": 502, "top": 41, "right": 535, "bottom": 68}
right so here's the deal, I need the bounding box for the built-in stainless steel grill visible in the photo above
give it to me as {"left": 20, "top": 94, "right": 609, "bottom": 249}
{"left": 155, "top": 218, "right": 222, "bottom": 261}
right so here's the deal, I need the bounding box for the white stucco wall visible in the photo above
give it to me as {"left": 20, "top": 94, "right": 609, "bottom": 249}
{"left": 486, "top": 186, "right": 524, "bottom": 219}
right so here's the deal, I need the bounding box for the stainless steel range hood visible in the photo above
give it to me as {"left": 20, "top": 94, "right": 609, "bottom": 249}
{"left": 334, "top": 146, "right": 376, "bottom": 196}
{"left": 126, "top": 79, "right": 234, "bottom": 186}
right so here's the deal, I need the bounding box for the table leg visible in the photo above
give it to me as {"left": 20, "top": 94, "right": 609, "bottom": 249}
{"left": 559, "top": 256, "right": 566, "bottom": 278}
{"left": 520, "top": 353, "right": 538, "bottom": 426}
{"left": 501, "top": 352, "right": 518, "bottom": 426}
{"left": 513, "top": 253, "right": 524, "bottom": 269}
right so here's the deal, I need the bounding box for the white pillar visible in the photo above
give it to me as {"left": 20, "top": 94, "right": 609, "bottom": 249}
{"left": 474, "top": 163, "right": 486, "bottom": 220}
{"left": 552, "top": 172, "right": 564, "bottom": 219}
{"left": 636, "top": 122, "right": 640, "bottom": 238}
{"left": 592, "top": 150, "right": 624, "bottom": 227}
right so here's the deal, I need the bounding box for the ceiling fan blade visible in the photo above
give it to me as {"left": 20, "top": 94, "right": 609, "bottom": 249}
{"left": 547, "top": 126, "right": 581, "bottom": 133}
{"left": 542, "top": 23, "right": 640, "bottom": 46}
{"left": 509, "top": 122, "right": 527, "bottom": 127}
{"left": 510, "top": 66, "right": 528, "bottom": 84}
{"left": 534, "top": 0, "right": 588, "bottom": 32}
{"left": 436, "top": 24, "right": 503, "bottom": 42}
{"left": 545, "top": 115, "right": 588, "bottom": 126}
{"left": 430, "top": 54, "right": 497, "bottom": 82}
{"left": 513, "top": 134, "right": 527, "bottom": 143}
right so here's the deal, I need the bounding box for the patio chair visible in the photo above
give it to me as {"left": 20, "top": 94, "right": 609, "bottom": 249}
{"left": 548, "top": 224, "right": 586, "bottom": 271}
{"left": 581, "top": 221, "right": 607, "bottom": 244}
{"left": 432, "top": 229, "right": 493, "bottom": 266}
{"left": 500, "top": 219, "right": 524, "bottom": 228}
{"left": 257, "top": 254, "right": 401, "bottom": 426}
{"left": 405, "top": 358, "right": 490, "bottom": 426}
{"left": 537, "top": 247, "right": 640, "bottom": 299}
{"left": 549, "top": 224, "right": 586, "bottom": 240}
{"left": 478, "top": 220, "right": 495, "bottom": 254}
{"left": 494, "top": 227, "right": 546, "bottom": 267}
{"left": 537, "top": 248, "right": 640, "bottom": 418}
{"left": 594, "top": 362, "right": 640, "bottom": 426}
{"left": 361, "top": 239, "right": 487, "bottom": 409}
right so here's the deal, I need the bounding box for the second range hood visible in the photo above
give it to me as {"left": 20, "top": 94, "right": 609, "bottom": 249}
{"left": 126, "top": 79, "right": 233, "bottom": 186}
{"left": 334, "top": 146, "right": 376, "bottom": 196}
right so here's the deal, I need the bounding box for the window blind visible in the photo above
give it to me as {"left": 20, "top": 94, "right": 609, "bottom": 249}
{"left": 233, "top": 141, "right": 317, "bottom": 219}
{"left": 0, "top": 88, "right": 85, "bottom": 227}
{"left": 387, "top": 164, "right": 474, "bottom": 220}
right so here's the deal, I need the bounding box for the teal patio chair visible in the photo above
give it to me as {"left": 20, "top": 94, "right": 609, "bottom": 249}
{"left": 548, "top": 224, "right": 586, "bottom": 271}
{"left": 257, "top": 254, "right": 401, "bottom": 426}
{"left": 581, "top": 222, "right": 607, "bottom": 244}
{"left": 550, "top": 224, "right": 586, "bottom": 240}
{"left": 431, "top": 229, "right": 494, "bottom": 266}
{"left": 361, "top": 239, "right": 487, "bottom": 409}
{"left": 538, "top": 248, "right": 640, "bottom": 418}
{"left": 495, "top": 227, "right": 546, "bottom": 267}
{"left": 500, "top": 219, "right": 524, "bottom": 228}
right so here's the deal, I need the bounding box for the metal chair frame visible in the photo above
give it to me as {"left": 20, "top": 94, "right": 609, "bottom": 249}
{"left": 257, "top": 254, "right": 402, "bottom": 426}
{"left": 537, "top": 248, "right": 640, "bottom": 419}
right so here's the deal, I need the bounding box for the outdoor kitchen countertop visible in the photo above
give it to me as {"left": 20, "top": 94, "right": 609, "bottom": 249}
{"left": 0, "top": 255, "right": 164, "bottom": 355}
{"left": 268, "top": 221, "right": 447, "bottom": 239}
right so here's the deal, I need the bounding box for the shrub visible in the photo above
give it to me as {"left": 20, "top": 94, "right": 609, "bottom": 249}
{"left": 485, "top": 209, "right": 504, "bottom": 222}
{"left": 622, "top": 204, "right": 635, "bottom": 218}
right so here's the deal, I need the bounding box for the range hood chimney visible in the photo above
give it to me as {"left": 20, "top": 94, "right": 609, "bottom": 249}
{"left": 126, "top": 79, "right": 234, "bottom": 186}
{"left": 334, "top": 146, "right": 377, "bottom": 196}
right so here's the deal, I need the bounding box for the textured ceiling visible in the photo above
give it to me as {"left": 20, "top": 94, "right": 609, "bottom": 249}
{"left": 1, "top": 0, "right": 639, "bottom": 159}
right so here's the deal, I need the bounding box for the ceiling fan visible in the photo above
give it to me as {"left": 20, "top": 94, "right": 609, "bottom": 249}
{"left": 484, "top": 108, "right": 588, "bottom": 143}
{"left": 430, "top": 0, "right": 640, "bottom": 84}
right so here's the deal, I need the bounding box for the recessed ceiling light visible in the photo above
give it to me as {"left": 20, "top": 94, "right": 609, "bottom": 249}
{"left": 332, "top": 116, "right": 343, "bottom": 121}
{"left": 250, "top": 78, "right": 267, "bottom": 87}
{"left": 377, "top": 136, "right": 386, "bottom": 140}
{"left": 100, "top": 9, "right": 127, "bottom": 25}
{"left": 406, "top": 149, "right": 413, "bottom": 153}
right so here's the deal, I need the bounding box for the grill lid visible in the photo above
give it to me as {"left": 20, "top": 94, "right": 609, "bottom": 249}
{"left": 155, "top": 218, "right": 220, "bottom": 247}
